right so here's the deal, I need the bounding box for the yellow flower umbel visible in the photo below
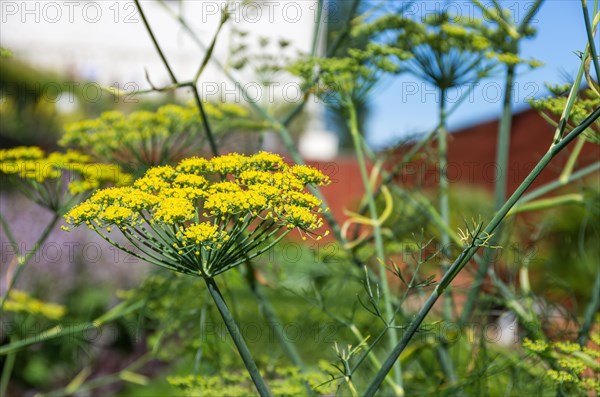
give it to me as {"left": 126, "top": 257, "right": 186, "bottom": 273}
{"left": 64, "top": 152, "right": 330, "bottom": 278}
{"left": 60, "top": 103, "right": 268, "bottom": 174}
{"left": 2, "top": 290, "right": 66, "bottom": 320}
{"left": 0, "top": 146, "right": 132, "bottom": 210}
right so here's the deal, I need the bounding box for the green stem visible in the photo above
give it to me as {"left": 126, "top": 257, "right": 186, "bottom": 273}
{"left": 193, "top": 14, "right": 227, "bottom": 83}
{"left": 582, "top": 0, "right": 600, "bottom": 83}
{"left": 518, "top": 161, "right": 600, "bottom": 204}
{"left": 553, "top": 47, "right": 589, "bottom": 143}
{"left": 364, "top": 108, "right": 600, "bottom": 397}
{"left": 435, "top": 90, "right": 459, "bottom": 386}
{"left": 204, "top": 277, "right": 272, "bottom": 397}
{"left": 347, "top": 102, "right": 404, "bottom": 395}
{"left": 134, "top": 0, "right": 177, "bottom": 83}
{"left": 0, "top": 340, "right": 16, "bottom": 396}
{"left": 190, "top": 84, "right": 219, "bottom": 157}
{"left": 1, "top": 212, "right": 61, "bottom": 312}
{"left": 244, "top": 262, "right": 305, "bottom": 369}
{"left": 559, "top": 136, "right": 586, "bottom": 183}
{"left": 578, "top": 265, "right": 600, "bottom": 346}
{"left": 0, "top": 300, "right": 145, "bottom": 356}
{"left": 460, "top": 62, "right": 516, "bottom": 325}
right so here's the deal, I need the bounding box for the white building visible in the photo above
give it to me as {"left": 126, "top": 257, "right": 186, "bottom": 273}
{"left": 0, "top": 0, "right": 338, "bottom": 159}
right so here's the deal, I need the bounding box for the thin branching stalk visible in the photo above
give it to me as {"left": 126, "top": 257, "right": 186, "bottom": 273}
{"left": 134, "top": 0, "right": 177, "bottom": 83}
{"left": 204, "top": 277, "right": 272, "bottom": 396}
{"left": 434, "top": 89, "right": 459, "bottom": 385}
{"left": 518, "top": 161, "right": 600, "bottom": 204}
{"left": 347, "top": 102, "right": 404, "bottom": 395}
{"left": 582, "top": 0, "right": 600, "bottom": 83}
{"left": 0, "top": 212, "right": 62, "bottom": 311}
{"left": 460, "top": 60, "right": 517, "bottom": 325}
{"left": 364, "top": 108, "right": 600, "bottom": 396}
{"left": 0, "top": 337, "right": 16, "bottom": 396}
{"left": 578, "top": 266, "right": 600, "bottom": 346}
{"left": 243, "top": 260, "right": 306, "bottom": 370}
{"left": 0, "top": 299, "right": 146, "bottom": 356}
{"left": 134, "top": 0, "right": 218, "bottom": 155}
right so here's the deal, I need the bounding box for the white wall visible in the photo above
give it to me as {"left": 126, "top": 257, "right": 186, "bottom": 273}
{"left": 1, "top": 1, "right": 321, "bottom": 100}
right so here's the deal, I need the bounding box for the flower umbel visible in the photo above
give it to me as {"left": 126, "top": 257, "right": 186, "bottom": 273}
{"left": 64, "top": 152, "right": 330, "bottom": 278}
{"left": 0, "top": 146, "right": 132, "bottom": 210}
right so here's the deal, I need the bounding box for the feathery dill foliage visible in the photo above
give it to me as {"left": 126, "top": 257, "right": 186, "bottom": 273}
{"left": 0, "top": 146, "right": 132, "bottom": 210}
{"left": 530, "top": 85, "right": 600, "bottom": 144}
{"left": 60, "top": 102, "right": 270, "bottom": 172}
{"left": 63, "top": 152, "right": 330, "bottom": 278}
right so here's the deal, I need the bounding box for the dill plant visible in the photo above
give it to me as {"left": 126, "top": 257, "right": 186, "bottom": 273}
{"left": 0, "top": 146, "right": 131, "bottom": 307}
{"left": 61, "top": 102, "right": 267, "bottom": 174}
{"left": 63, "top": 151, "right": 330, "bottom": 396}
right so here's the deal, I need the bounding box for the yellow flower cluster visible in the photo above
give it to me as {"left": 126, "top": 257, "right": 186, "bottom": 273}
{"left": 0, "top": 146, "right": 132, "bottom": 208}
{"left": 522, "top": 337, "right": 548, "bottom": 353}
{"left": 179, "top": 222, "right": 230, "bottom": 247}
{"left": 523, "top": 337, "right": 600, "bottom": 394}
{"left": 64, "top": 152, "right": 330, "bottom": 277}
{"left": 60, "top": 102, "right": 263, "bottom": 170}
{"left": 3, "top": 290, "right": 66, "bottom": 320}
{"left": 547, "top": 369, "right": 578, "bottom": 384}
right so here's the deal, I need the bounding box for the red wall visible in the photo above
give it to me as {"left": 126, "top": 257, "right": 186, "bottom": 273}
{"left": 392, "top": 108, "right": 599, "bottom": 194}
{"left": 298, "top": 108, "right": 599, "bottom": 241}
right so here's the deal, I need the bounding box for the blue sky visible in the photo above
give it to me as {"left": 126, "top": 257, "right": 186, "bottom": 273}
{"left": 365, "top": 1, "right": 596, "bottom": 149}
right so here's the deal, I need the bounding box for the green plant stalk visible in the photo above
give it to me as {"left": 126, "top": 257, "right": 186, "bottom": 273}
{"left": 304, "top": 287, "right": 404, "bottom": 393}
{"left": 0, "top": 338, "right": 15, "bottom": 396}
{"left": 553, "top": 47, "right": 589, "bottom": 143}
{"left": 134, "top": 0, "right": 218, "bottom": 156}
{"left": 39, "top": 354, "right": 151, "bottom": 397}
{"left": 204, "top": 277, "right": 272, "bottom": 397}
{"left": 459, "top": 61, "right": 516, "bottom": 325}
{"left": 244, "top": 262, "right": 305, "bottom": 370}
{"left": 353, "top": 81, "right": 483, "bottom": 246}
{"left": 578, "top": 265, "right": 600, "bottom": 346}
{"left": 0, "top": 212, "right": 61, "bottom": 312}
{"left": 351, "top": 127, "right": 439, "bottom": 242}
{"left": 134, "top": 0, "right": 177, "bottom": 83}
{"left": 0, "top": 299, "right": 145, "bottom": 356}
{"left": 435, "top": 90, "right": 459, "bottom": 385}
{"left": 156, "top": 0, "right": 358, "bottom": 257}
{"left": 582, "top": 0, "right": 600, "bottom": 83}
{"left": 507, "top": 193, "right": 584, "bottom": 215}
{"left": 190, "top": 84, "right": 219, "bottom": 156}
{"left": 347, "top": 102, "right": 404, "bottom": 395}
{"left": 518, "top": 161, "right": 600, "bottom": 203}
{"left": 364, "top": 108, "right": 600, "bottom": 397}
{"left": 559, "top": 136, "right": 586, "bottom": 183}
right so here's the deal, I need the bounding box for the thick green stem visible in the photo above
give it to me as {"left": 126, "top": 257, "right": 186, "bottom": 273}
{"left": 559, "top": 136, "right": 586, "bottom": 183}
{"left": 518, "top": 161, "right": 600, "bottom": 204}
{"left": 0, "top": 341, "right": 16, "bottom": 396}
{"left": 582, "top": 0, "right": 600, "bottom": 83}
{"left": 435, "top": 90, "right": 458, "bottom": 385}
{"left": 0, "top": 300, "right": 145, "bottom": 356}
{"left": 347, "top": 103, "right": 404, "bottom": 395}
{"left": 244, "top": 263, "right": 305, "bottom": 369}
{"left": 364, "top": 108, "right": 600, "bottom": 397}
{"left": 578, "top": 266, "right": 600, "bottom": 346}
{"left": 204, "top": 277, "right": 272, "bottom": 397}
{"left": 460, "top": 63, "right": 516, "bottom": 324}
